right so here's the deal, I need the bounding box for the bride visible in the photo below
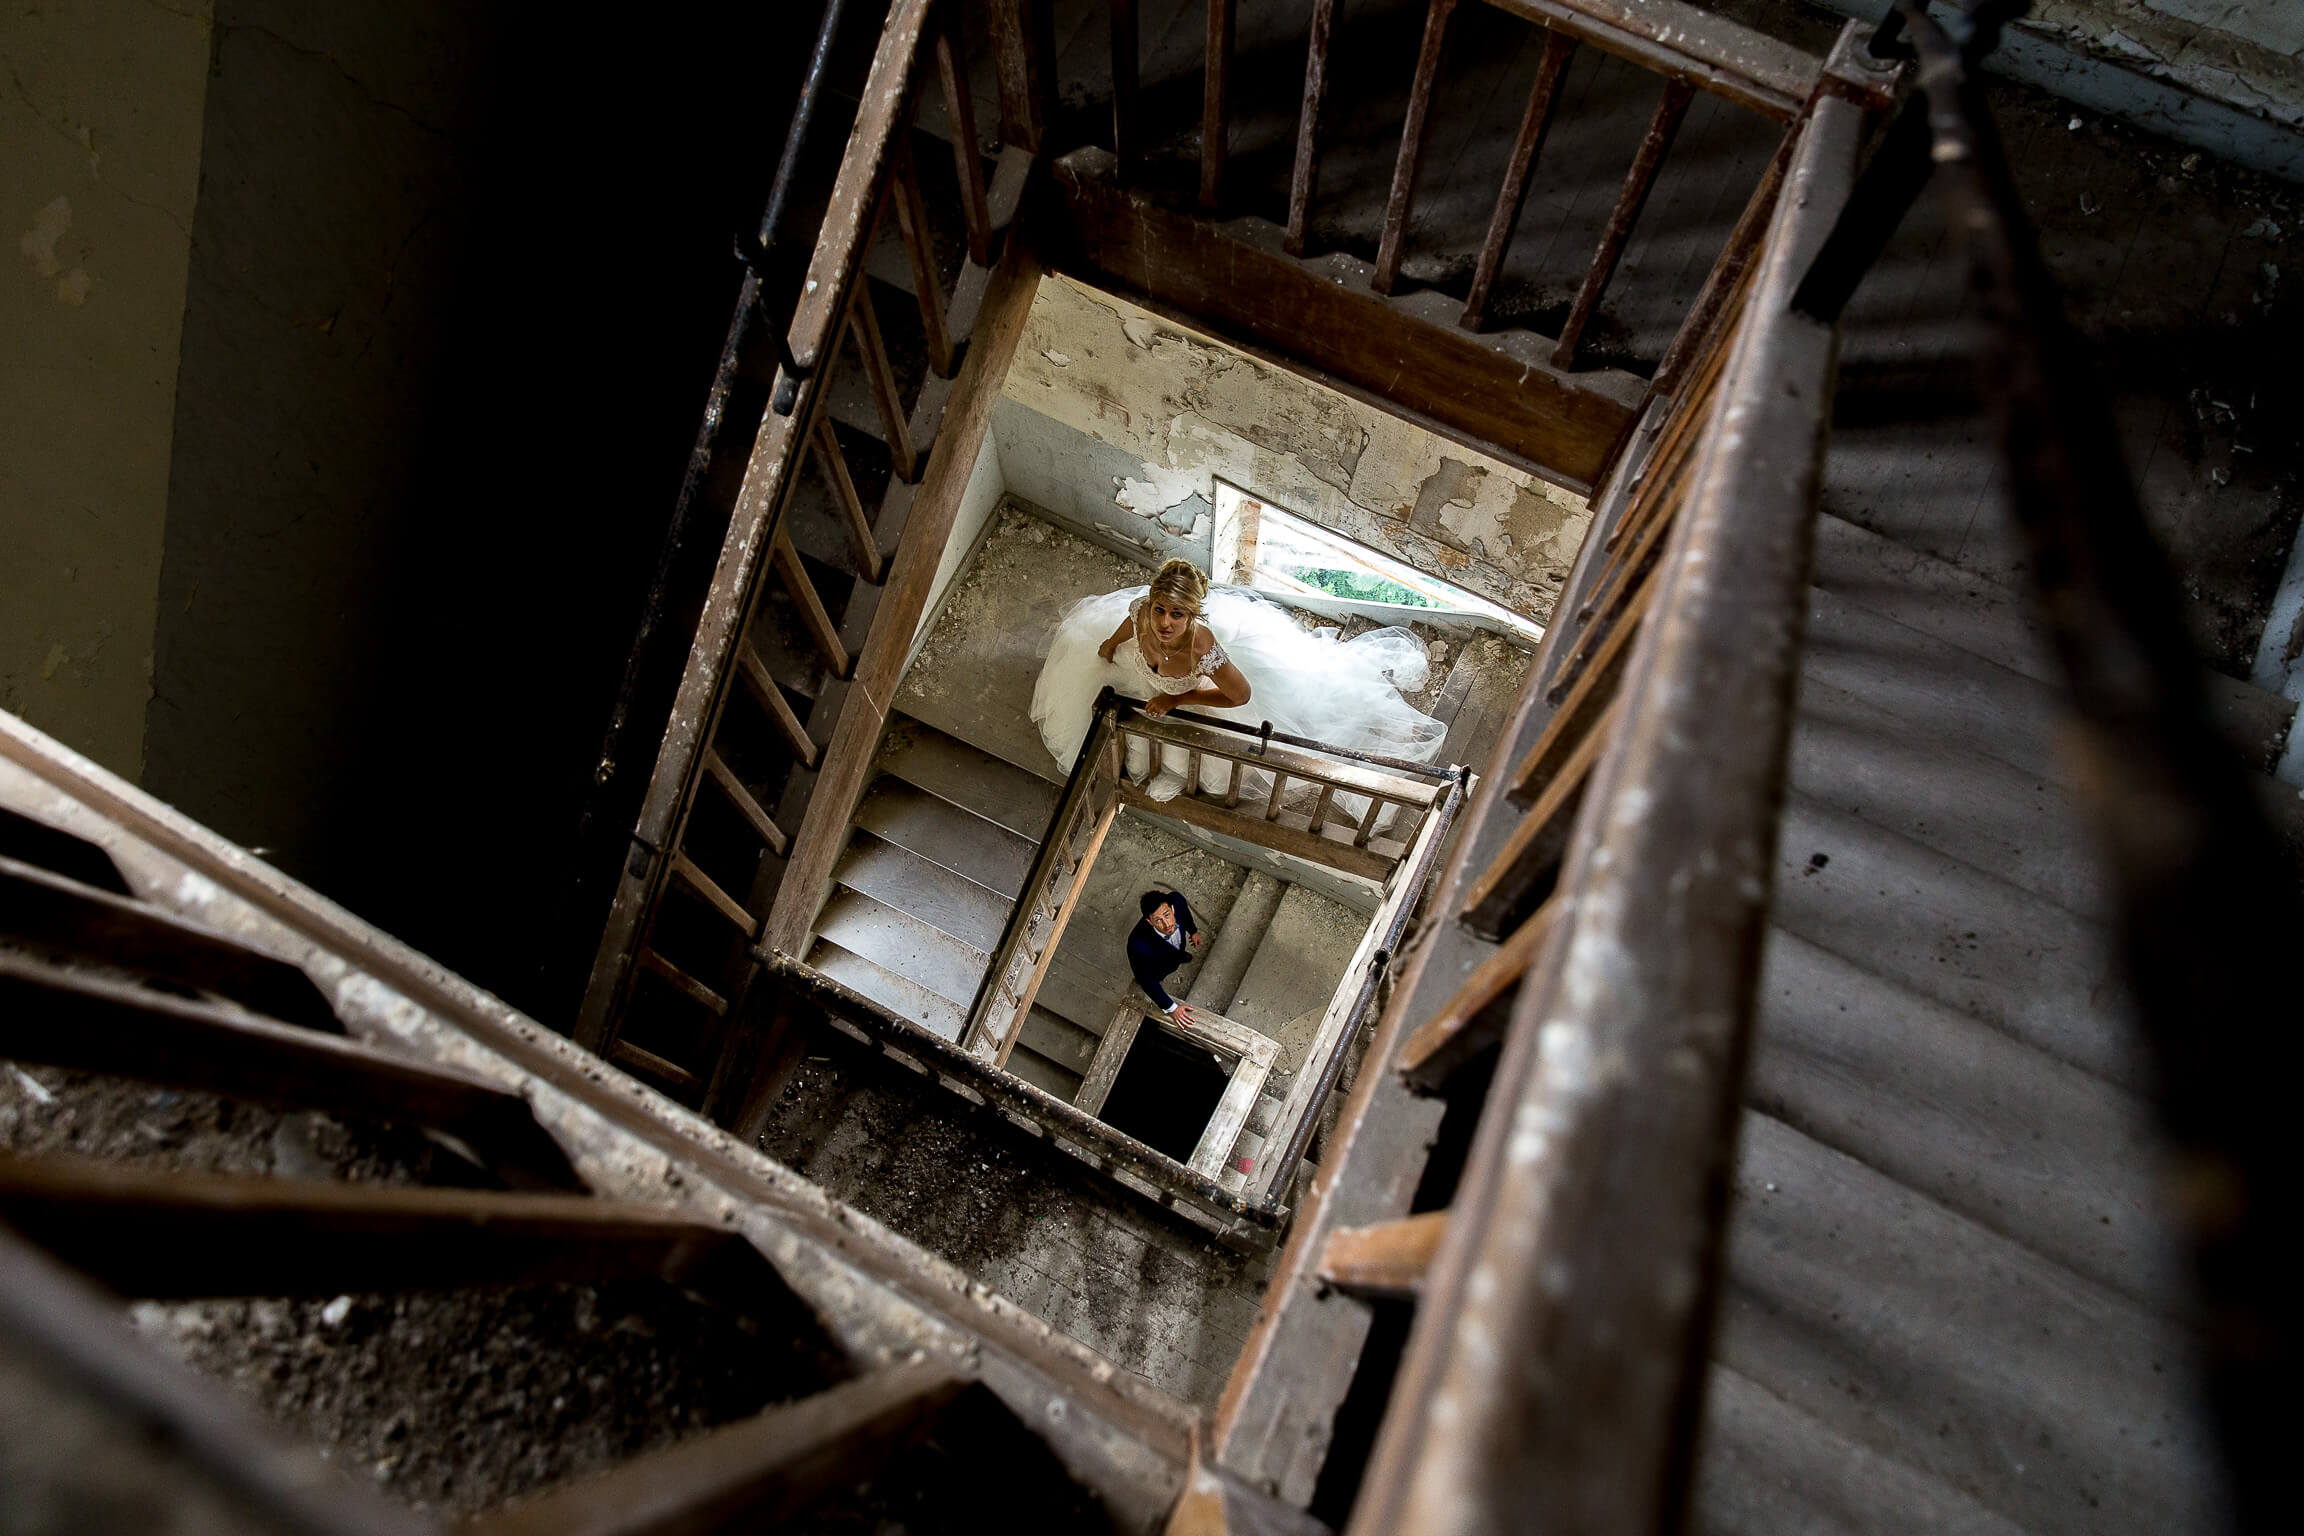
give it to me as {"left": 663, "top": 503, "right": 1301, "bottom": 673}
{"left": 1030, "top": 558, "right": 1445, "bottom": 804}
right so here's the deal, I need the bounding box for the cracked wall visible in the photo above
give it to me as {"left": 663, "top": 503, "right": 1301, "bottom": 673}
{"left": 993, "top": 274, "right": 1589, "bottom": 621}
{"left": 2, "top": 0, "right": 215, "bottom": 779}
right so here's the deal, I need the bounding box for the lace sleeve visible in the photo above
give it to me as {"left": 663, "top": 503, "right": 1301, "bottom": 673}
{"left": 1127, "top": 595, "right": 1146, "bottom": 626}
{"left": 1196, "top": 629, "right": 1227, "bottom": 675}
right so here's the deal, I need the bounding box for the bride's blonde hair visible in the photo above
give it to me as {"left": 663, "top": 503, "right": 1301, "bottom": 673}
{"left": 1148, "top": 558, "right": 1209, "bottom": 616}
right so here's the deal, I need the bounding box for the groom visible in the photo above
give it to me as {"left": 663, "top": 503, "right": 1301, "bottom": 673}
{"left": 1127, "top": 888, "right": 1204, "bottom": 1025}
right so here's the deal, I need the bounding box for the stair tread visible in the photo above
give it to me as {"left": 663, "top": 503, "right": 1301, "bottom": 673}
{"left": 833, "top": 831, "right": 1010, "bottom": 953}
{"left": 1753, "top": 927, "right": 2177, "bottom": 1311}
{"left": 882, "top": 713, "right": 1064, "bottom": 839}
{"left": 1716, "top": 1112, "right": 2222, "bottom": 1536}
{"left": 1772, "top": 793, "right": 2141, "bottom": 1091}
{"left": 807, "top": 935, "right": 967, "bottom": 1043}
{"left": 1813, "top": 511, "right": 2056, "bottom": 685}
{"left": 813, "top": 888, "right": 988, "bottom": 1011}
{"left": 1005, "top": 1040, "right": 1084, "bottom": 1101}
{"left": 854, "top": 778, "right": 1035, "bottom": 901}
{"left": 1018, "top": 1005, "right": 1097, "bottom": 1076}
{"left": 1789, "top": 675, "right": 2105, "bottom": 919}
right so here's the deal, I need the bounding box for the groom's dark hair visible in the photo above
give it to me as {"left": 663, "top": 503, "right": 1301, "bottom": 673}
{"left": 1140, "top": 889, "right": 1169, "bottom": 918}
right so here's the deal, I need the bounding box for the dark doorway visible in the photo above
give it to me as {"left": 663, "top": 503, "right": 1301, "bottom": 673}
{"left": 1098, "top": 1019, "right": 1229, "bottom": 1164}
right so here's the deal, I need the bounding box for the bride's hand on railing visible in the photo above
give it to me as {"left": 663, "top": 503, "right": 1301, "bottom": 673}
{"left": 1142, "top": 695, "right": 1176, "bottom": 718}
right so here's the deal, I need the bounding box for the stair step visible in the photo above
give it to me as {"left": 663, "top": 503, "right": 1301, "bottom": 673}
{"left": 882, "top": 714, "right": 1064, "bottom": 840}
{"left": 1005, "top": 1040, "right": 1084, "bottom": 1101}
{"left": 1226, "top": 885, "right": 1365, "bottom": 1075}
{"left": 1187, "top": 871, "right": 1285, "bottom": 1013}
{"left": 1813, "top": 511, "right": 2055, "bottom": 685}
{"left": 1772, "top": 794, "right": 2140, "bottom": 1091}
{"left": 813, "top": 888, "right": 987, "bottom": 1012}
{"left": 833, "top": 831, "right": 1011, "bottom": 953}
{"left": 1018, "top": 1005, "right": 1097, "bottom": 1076}
{"left": 1034, "top": 952, "right": 1122, "bottom": 1037}
{"left": 1789, "top": 677, "right": 2104, "bottom": 919}
{"left": 1717, "top": 1113, "right": 2222, "bottom": 1536}
{"left": 854, "top": 778, "right": 1034, "bottom": 900}
{"left": 1697, "top": 1364, "right": 2028, "bottom": 1536}
{"left": 806, "top": 936, "right": 967, "bottom": 1043}
{"left": 1753, "top": 928, "right": 2177, "bottom": 1311}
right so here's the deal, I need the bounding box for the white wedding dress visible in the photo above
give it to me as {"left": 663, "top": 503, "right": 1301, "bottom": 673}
{"left": 1029, "top": 586, "right": 1445, "bottom": 811}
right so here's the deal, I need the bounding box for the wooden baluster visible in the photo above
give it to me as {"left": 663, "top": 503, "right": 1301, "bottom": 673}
{"left": 934, "top": 6, "right": 993, "bottom": 267}
{"left": 1224, "top": 756, "right": 1243, "bottom": 808}
{"left": 1265, "top": 769, "right": 1290, "bottom": 821}
{"left": 772, "top": 529, "right": 851, "bottom": 678}
{"left": 671, "top": 851, "right": 757, "bottom": 937}
{"left": 703, "top": 747, "right": 790, "bottom": 859}
{"left": 1200, "top": 0, "right": 1236, "bottom": 209}
{"left": 1308, "top": 782, "right": 1338, "bottom": 835}
{"left": 1284, "top": 0, "right": 1340, "bottom": 256}
{"left": 1111, "top": 0, "right": 1141, "bottom": 181}
{"left": 848, "top": 279, "right": 920, "bottom": 482}
{"left": 1372, "top": 0, "right": 1461, "bottom": 295}
{"left": 1552, "top": 76, "right": 1695, "bottom": 370}
{"left": 889, "top": 139, "right": 955, "bottom": 378}
{"left": 1185, "top": 747, "right": 1202, "bottom": 798}
{"left": 987, "top": 0, "right": 1055, "bottom": 154}
{"left": 1649, "top": 126, "right": 1790, "bottom": 397}
{"left": 812, "top": 417, "right": 885, "bottom": 583}
{"left": 1460, "top": 29, "right": 1577, "bottom": 332}
{"left": 1353, "top": 794, "right": 1391, "bottom": 849}
{"left": 736, "top": 642, "right": 821, "bottom": 767}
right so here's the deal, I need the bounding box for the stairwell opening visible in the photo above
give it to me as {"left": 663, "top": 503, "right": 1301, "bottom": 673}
{"left": 1097, "top": 1021, "right": 1231, "bottom": 1163}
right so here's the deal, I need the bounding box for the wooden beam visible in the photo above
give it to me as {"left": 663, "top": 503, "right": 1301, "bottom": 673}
{"left": 934, "top": 6, "right": 993, "bottom": 267}
{"left": 1190, "top": 1046, "right": 1276, "bottom": 1181}
{"left": 812, "top": 416, "right": 886, "bottom": 583}
{"left": 671, "top": 850, "right": 757, "bottom": 936}
{"left": 0, "top": 852, "right": 339, "bottom": 1032}
{"left": 760, "top": 235, "right": 1043, "bottom": 960}
{"left": 1397, "top": 897, "right": 1560, "bottom": 1090}
{"left": 462, "top": 1361, "right": 968, "bottom": 1536}
{"left": 1461, "top": 29, "right": 1577, "bottom": 332}
{"left": 1283, "top": 0, "right": 1340, "bottom": 256}
{"left": 987, "top": 0, "right": 1054, "bottom": 153}
{"left": 637, "top": 947, "right": 731, "bottom": 1018}
{"left": 773, "top": 529, "right": 852, "bottom": 679}
{"left": 1372, "top": 0, "right": 1460, "bottom": 295}
{"left": 1199, "top": 0, "right": 1235, "bottom": 208}
{"left": 994, "top": 797, "right": 1120, "bottom": 1069}
{"left": 848, "top": 281, "right": 921, "bottom": 483}
{"left": 0, "top": 1157, "right": 768, "bottom": 1300}
{"left": 1051, "top": 157, "right": 1640, "bottom": 488}
{"left": 1075, "top": 1001, "right": 1142, "bottom": 1118}
{"left": 1120, "top": 782, "right": 1394, "bottom": 882}
{"left": 702, "top": 747, "right": 790, "bottom": 859}
{"left": 1552, "top": 76, "right": 1695, "bottom": 371}
{"left": 611, "top": 1038, "right": 703, "bottom": 1094}
{"left": 736, "top": 643, "right": 821, "bottom": 769}
{"left": 1484, "top": 0, "right": 1815, "bottom": 120}
{"left": 889, "top": 136, "right": 956, "bottom": 378}
{"left": 1317, "top": 1210, "right": 1449, "bottom": 1299}
{"left": 0, "top": 952, "right": 580, "bottom": 1189}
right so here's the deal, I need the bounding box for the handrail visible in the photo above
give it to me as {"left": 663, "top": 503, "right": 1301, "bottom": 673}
{"left": 1350, "top": 83, "right": 1866, "bottom": 1536}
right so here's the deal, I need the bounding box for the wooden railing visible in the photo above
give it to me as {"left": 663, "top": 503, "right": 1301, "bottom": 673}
{"left": 575, "top": 0, "right": 1034, "bottom": 1097}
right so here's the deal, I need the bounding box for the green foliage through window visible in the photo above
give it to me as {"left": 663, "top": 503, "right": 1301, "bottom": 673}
{"left": 1281, "top": 565, "right": 1440, "bottom": 608}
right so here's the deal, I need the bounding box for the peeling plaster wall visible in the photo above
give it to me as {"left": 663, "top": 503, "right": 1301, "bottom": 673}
{"left": 993, "top": 275, "right": 1590, "bottom": 621}
{"left": 2, "top": 0, "right": 214, "bottom": 779}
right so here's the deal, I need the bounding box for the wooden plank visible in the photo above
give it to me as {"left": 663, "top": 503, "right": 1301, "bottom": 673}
{"left": 1353, "top": 93, "right": 1865, "bottom": 1536}
{"left": 1307, "top": 782, "right": 1337, "bottom": 835}
{"left": 813, "top": 416, "right": 885, "bottom": 583}
{"left": 934, "top": 7, "right": 993, "bottom": 267}
{"left": 1484, "top": 0, "right": 1815, "bottom": 120}
{"left": 1397, "top": 896, "right": 1559, "bottom": 1090}
{"left": 1075, "top": 1001, "right": 1142, "bottom": 1117}
{"left": 1352, "top": 795, "right": 1390, "bottom": 850}
{"left": 786, "top": 0, "right": 939, "bottom": 374}
{"left": 737, "top": 642, "right": 822, "bottom": 768}
{"left": 1283, "top": 0, "right": 1340, "bottom": 256}
{"left": 1461, "top": 28, "right": 1578, "bottom": 332}
{"left": 637, "top": 947, "right": 730, "bottom": 1018}
{"left": 1513, "top": 578, "right": 1654, "bottom": 802}
{"left": 703, "top": 748, "right": 789, "bottom": 858}
{"left": 1049, "top": 158, "right": 1641, "bottom": 488}
{"left": 1460, "top": 697, "right": 1616, "bottom": 938}
{"left": 1190, "top": 1050, "right": 1275, "bottom": 1181}
{"left": 463, "top": 1361, "right": 967, "bottom": 1536}
{"left": 1372, "top": 0, "right": 1460, "bottom": 296}
{"left": 0, "top": 1157, "right": 766, "bottom": 1300}
{"left": 987, "top": 0, "right": 1054, "bottom": 152}
{"left": 1199, "top": 0, "right": 1235, "bottom": 208}
{"left": 671, "top": 850, "right": 757, "bottom": 936}
{"left": 1110, "top": 0, "right": 1141, "bottom": 179}
{"left": 610, "top": 1038, "right": 703, "bottom": 1092}
{"left": 1317, "top": 1209, "right": 1448, "bottom": 1299}
{"left": 774, "top": 528, "right": 852, "bottom": 679}
{"left": 1120, "top": 782, "right": 1394, "bottom": 882}
{"left": 994, "top": 796, "right": 1120, "bottom": 1069}
{"left": 848, "top": 281, "right": 921, "bottom": 483}
{"left": 759, "top": 234, "right": 1045, "bottom": 961}
{"left": 0, "top": 852, "right": 337, "bottom": 1032}
{"left": 888, "top": 137, "right": 955, "bottom": 378}
{"left": 1552, "top": 76, "right": 1696, "bottom": 370}
{"left": 0, "top": 952, "right": 579, "bottom": 1189}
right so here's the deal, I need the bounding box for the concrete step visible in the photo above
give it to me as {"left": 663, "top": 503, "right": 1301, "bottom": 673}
{"left": 1005, "top": 1040, "right": 1084, "bottom": 1102}
{"left": 1772, "top": 793, "right": 2142, "bottom": 1092}
{"left": 1226, "top": 884, "right": 1367, "bottom": 1077}
{"left": 832, "top": 831, "right": 1012, "bottom": 953}
{"left": 805, "top": 935, "right": 967, "bottom": 1043}
{"left": 882, "top": 712, "right": 1064, "bottom": 840}
{"left": 814, "top": 887, "right": 988, "bottom": 1012}
{"left": 1187, "top": 871, "right": 1285, "bottom": 1013}
{"left": 1034, "top": 951, "right": 1122, "bottom": 1038}
{"left": 1697, "top": 1364, "right": 2028, "bottom": 1536}
{"left": 1789, "top": 676, "right": 2104, "bottom": 920}
{"left": 1018, "top": 1005, "right": 1098, "bottom": 1077}
{"left": 1752, "top": 928, "right": 2178, "bottom": 1312}
{"left": 854, "top": 777, "right": 1035, "bottom": 901}
{"left": 1716, "top": 1112, "right": 2223, "bottom": 1536}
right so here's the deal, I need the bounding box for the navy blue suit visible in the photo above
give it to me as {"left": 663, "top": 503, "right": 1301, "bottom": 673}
{"left": 1125, "top": 891, "right": 1200, "bottom": 1012}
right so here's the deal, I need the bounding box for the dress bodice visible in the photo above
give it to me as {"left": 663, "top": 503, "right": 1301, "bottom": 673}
{"left": 1122, "top": 596, "right": 1226, "bottom": 696}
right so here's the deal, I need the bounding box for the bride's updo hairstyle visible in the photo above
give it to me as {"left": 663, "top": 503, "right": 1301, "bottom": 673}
{"left": 1149, "top": 558, "right": 1209, "bottom": 617}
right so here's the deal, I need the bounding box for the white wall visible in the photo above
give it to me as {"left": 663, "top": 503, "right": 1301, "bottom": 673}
{"left": 910, "top": 426, "right": 1007, "bottom": 665}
